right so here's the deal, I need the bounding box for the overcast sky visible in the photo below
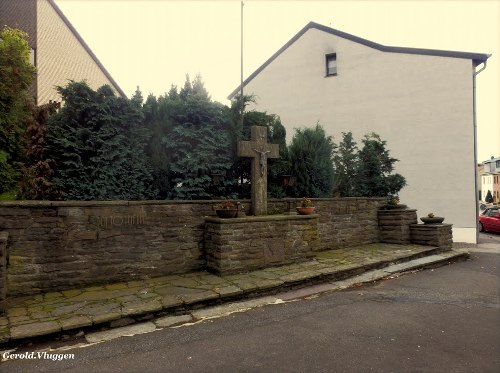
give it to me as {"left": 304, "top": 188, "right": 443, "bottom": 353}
{"left": 54, "top": 0, "right": 499, "bottom": 161}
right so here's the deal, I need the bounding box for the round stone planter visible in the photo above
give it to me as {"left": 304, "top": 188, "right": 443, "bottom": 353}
{"left": 215, "top": 209, "right": 238, "bottom": 218}
{"left": 420, "top": 217, "right": 445, "bottom": 224}
{"left": 296, "top": 207, "right": 316, "bottom": 215}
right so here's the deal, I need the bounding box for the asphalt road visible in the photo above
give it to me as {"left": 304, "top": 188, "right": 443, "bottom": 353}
{"left": 479, "top": 231, "right": 500, "bottom": 244}
{"left": 1, "top": 249, "right": 499, "bottom": 373}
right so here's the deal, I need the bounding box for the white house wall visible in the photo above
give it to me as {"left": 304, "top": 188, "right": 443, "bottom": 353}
{"left": 37, "top": 0, "right": 120, "bottom": 104}
{"left": 244, "top": 28, "right": 476, "bottom": 242}
{"left": 482, "top": 175, "right": 493, "bottom": 201}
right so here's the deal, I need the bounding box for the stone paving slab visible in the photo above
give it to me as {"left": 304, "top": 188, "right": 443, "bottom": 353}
{"left": 0, "top": 244, "right": 469, "bottom": 344}
{"left": 190, "top": 296, "right": 281, "bottom": 320}
{"left": 10, "top": 320, "right": 61, "bottom": 340}
{"left": 60, "top": 315, "right": 92, "bottom": 331}
{"left": 85, "top": 322, "right": 157, "bottom": 344}
{"left": 154, "top": 314, "right": 193, "bottom": 328}
{"left": 383, "top": 251, "right": 468, "bottom": 273}
{"left": 384, "top": 254, "right": 447, "bottom": 273}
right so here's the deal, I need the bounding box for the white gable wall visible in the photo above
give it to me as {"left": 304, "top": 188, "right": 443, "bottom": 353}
{"left": 245, "top": 28, "right": 476, "bottom": 242}
{"left": 37, "top": 0, "right": 120, "bottom": 104}
{"left": 481, "top": 175, "right": 493, "bottom": 201}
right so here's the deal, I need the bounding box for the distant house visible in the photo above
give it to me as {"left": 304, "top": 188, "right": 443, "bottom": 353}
{"left": 481, "top": 156, "right": 500, "bottom": 203}
{"left": 229, "top": 22, "right": 490, "bottom": 243}
{"left": 0, "top": 0, "right": 125, "bottom": 104}
{"left": 477, "top": 163, "right": 485, "bottom": 201}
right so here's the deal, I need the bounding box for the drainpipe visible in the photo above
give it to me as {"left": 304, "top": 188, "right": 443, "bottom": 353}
{"left": 473, "top": 60, "right": 487, "bottom": 243}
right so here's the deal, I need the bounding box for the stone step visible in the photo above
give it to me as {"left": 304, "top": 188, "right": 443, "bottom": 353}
{"left": 0, "top": 245, "right": 469, "bottom": 345}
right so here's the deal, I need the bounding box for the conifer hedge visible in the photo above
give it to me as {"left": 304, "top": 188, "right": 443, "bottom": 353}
{"left": 44, "top": 82, "right": 155, "bottom": 200}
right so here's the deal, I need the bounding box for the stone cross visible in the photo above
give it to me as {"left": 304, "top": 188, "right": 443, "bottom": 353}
{"left": 237, "top": 126, "right": 279, "bottom": 215}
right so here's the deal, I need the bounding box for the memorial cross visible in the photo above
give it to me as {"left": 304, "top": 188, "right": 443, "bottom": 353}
{"left": 237, "top": 126, "right": 279, "bottom": 215}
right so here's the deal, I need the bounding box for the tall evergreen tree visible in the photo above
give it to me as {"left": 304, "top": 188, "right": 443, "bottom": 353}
{"left": 333, "top": 132, "right": 358, "bottom": 197}
{"left": 288, "top": 124, "right": 335, "bottom": 197}
{"left": 19, "top": 101, "right": 62, "bottom": 199}
{"left": 0, "top": 27, "right": 36, "bottom": 196}
{"left": 163, "top": 76, "right": 235, "bottom": 199}
{"left": 143, "top": 93, "right": 174, "bottom": 198}
{"left": 45, "top": 81, "right": 155, "bottom": 200}
{"left": 354, "top": 132, "right": 406, "bottom": 197}
{"left": 485, "top": 190, "right": 493, "bottom": 203}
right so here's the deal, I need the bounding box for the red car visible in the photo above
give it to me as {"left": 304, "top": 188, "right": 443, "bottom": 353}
{"left": 479, "top": 207, "right": 500, "bottom": 233}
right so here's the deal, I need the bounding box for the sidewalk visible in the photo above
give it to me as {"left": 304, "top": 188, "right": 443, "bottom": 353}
{"left": 0, "top": 243, "right": 470, "bottom": 345}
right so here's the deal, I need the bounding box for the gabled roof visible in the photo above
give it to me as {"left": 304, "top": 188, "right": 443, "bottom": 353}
{"left": 48, "top": 0, "right": 127, "bottom": 98}
{"left": 228, "top": 21, "right": 491, "bottom": 100}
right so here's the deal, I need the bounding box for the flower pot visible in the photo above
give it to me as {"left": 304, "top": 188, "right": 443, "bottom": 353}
{"left": 420, "top": 217, "right": 445, "bottom": 224}
{"left": 296, "top": 207, "right": 315, "bottom": 215}
{"left": 384, "top": 204, "right": 407, "bottom": 210}
{"left": 215, "top": 209, "right": 238, "bottom": 218}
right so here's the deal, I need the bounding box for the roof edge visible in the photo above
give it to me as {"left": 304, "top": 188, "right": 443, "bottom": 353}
{"left": 48, "top": 0, "right": 127, "bottom": 98}
{"left": 228, "top": 21, "right": 491, "bottom": 100}
{"left": 228, "top": 22, "right": 311, "bottom": 100}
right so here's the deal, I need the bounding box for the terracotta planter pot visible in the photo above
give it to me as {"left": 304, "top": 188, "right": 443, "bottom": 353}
{"left": 296, "top": 207, "right": 315, "bottom": 215}
{"left": 215, "top": 209, "right": 238, "bottom": 218}
{"left": 420, "top": 217, "right": 445, "bottom": 224}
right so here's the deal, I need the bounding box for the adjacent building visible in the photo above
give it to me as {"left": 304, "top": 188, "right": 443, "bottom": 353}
{"left": 477, "top": 163, "right": 485, "bottom": 201}
{"left": 229, "top": 22, "right": 490, "bottom": 243}
{"left": 0, "top": 0, "right": 125, "bottom": 104}
{"left": 481, "top": 156, "right": 500, "bottom": 203}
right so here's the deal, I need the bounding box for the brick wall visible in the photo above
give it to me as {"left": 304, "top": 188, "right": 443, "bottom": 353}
{"left": 0, "top": 198, "right": 385, "bottom": 297}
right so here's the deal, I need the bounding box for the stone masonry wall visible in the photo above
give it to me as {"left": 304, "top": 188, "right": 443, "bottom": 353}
{"left": 205, "top": 215, "right": 319, "bottom": 274}
{"left": 0, "top": 198, "right": 385, "bottom": 297}
{"left": 410, "top": 224, "right": 453, "bottom": 250}
{"left": 215, "top": 197, "right": 384, "bottom": 251}
{"left": 378, "top": 208, "right": 418, "bottom": 244}
{"left": 312, "top": 198, "right": 385, "bottom": 249}
{"left": 0, "top": 232, "right": 7, "bottom": 313}
{"left": 0, "top": 201, "right": 214, "bottom": 297}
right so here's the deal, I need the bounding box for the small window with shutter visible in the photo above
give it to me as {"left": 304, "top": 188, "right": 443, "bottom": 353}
{"left": 325, "top": 53, "right": 337, "bottom": 76}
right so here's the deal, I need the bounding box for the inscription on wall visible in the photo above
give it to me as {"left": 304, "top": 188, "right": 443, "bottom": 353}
{"left": 89, "top": 214, "right": 146, "bottom": 229}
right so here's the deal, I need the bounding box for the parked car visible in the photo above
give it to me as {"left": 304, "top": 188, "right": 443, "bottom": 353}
{"left": 479, "top": 202, "right": 493, "bottom": 214}
{"left": 479, "top": 207, "right": 500, "bottom": 233}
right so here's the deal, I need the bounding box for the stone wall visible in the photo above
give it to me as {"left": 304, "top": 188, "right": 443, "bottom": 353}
{"left": 410, "top": 224, "right": 453, "bottom": 250}
{"left": 378, "top": 208, "right": 418, "bottom": 244}
{"left": 313, "top": 198, "right": 385, "bottom": 249}
{"left": 0, "top": 198, "right": 385, "bottom": 297}
{"left": 0, "top": 201, "right": 214, "bottom": 297}
{"left": 0, "top": 232, "right": 7, "bottom": 313}
{"left": 205, "top": 215, "right": 319, "bottom": 274}
{"left": 217, "top": 197, "right": 384, "bottom": 251}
